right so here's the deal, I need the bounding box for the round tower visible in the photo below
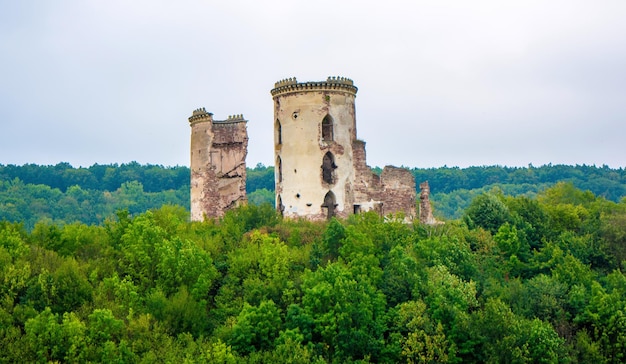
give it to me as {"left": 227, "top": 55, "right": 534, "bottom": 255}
{"left": 271, "top": 77, "right": 358, "bottom": 220}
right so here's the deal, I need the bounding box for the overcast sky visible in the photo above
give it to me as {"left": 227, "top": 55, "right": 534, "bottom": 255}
{"left": 1, "top": 0, "right": 625, "bottom": 169}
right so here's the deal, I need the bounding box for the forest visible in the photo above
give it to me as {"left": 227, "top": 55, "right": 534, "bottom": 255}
{"left": 1, "top": 163, "right": 626, "bottom": 362}
{"left": 1, "top": 162, "right": 625, "bottom": 229}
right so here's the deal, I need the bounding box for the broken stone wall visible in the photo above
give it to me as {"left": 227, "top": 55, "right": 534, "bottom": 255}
{"left": 380, "top": 166, "right": 416, "bottom": 221}
{"left": 352, "top": 140, "right": 384, "bottom": 214}
{"left": 190, "top": 111, "right": 247, "bottom": 221}
{"left": 210, "top": 120, "right": 248, "bottom": 214}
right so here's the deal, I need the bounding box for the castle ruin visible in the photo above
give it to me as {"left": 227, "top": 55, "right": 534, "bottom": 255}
{"left": 188, "top": 108, "right": 248, "bottom": 221}
{"left": 189, "top": 77, "right": 422, "bottom": 223}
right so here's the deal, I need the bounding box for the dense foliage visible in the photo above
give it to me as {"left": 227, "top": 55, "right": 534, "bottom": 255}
{"left": 1, "top": 183, "right": 626, "bottom": 362}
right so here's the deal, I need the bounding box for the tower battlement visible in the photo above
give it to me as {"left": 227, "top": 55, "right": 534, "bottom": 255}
{"left": 271, "top": 76, "right": 358, "bottom": 97}
{"left": 188, "top": 108, "right": 213, "bottom": 124}
{"left": 215, "top": 114, "right": 246, "bottom": 124}
{"left": 274, "top": 77, "right": 298, "bottom": 88}
{"left": 326, "top": 76, "right": 354, "bottom": 85}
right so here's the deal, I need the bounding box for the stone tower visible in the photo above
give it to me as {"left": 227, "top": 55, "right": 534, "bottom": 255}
{"left": 188, "top": 108, "right": 248, "bottom": 221}
{"left": 271, "top": 77, "right": 416, "bottom": 221}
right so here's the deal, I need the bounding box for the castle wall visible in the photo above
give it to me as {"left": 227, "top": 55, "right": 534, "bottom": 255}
{"left": 189, "top": 109, "right": 247, "bottom": 221}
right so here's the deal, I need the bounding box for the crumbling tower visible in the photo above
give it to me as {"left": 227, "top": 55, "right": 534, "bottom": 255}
{"left": 271, "top": 77, "right": 416, "bottom": 221}
{"left": 419, "top": 181, "right": 437, "bottom": 225}
{"left": 188, "top": 108, "right": 248, "bottom": 221}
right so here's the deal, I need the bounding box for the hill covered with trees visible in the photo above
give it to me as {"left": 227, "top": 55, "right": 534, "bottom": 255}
{"left": 1, "top": 162, "right": 624, "bottom": 229}
{"left": 1, "top": 182, "right": 626, "bottom": 362}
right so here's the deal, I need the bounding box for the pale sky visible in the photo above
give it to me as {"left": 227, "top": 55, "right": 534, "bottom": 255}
{"left": 1, "top": 1, "right": 625, "bottom": 168}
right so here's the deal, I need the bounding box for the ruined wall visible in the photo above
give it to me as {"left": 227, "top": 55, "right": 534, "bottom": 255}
{"left": 380, "top": 166, "right": 416, "bottom": 221}
{"left": 352, "top": 140, "right": 384, "bottom": 214}
{"left": 189, "top": 109, "right": 247, "bottom": 221}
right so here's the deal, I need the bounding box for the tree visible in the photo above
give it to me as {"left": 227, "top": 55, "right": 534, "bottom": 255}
{"left": 396, "top": 300, "right": 452, "bottom": 363}
{"left": 463, "top": 193, "right": 511, "bottom": 235}
{"left": 465, "top": 298, "right": 567, "bottom": 363}
{"left": 229, "top": 300, "right": 282, "bottom": 355}
{"left": 300, "top": 261, "right": 386, "bottom": 362}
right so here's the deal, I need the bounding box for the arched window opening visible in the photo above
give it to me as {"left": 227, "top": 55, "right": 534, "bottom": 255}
{"left": 277, "top": 195, "right": 284, "bottom": 216}
{"left": 322, "top": 191, "right": 337, "bottom": 220}
{"left": 277, "top": 156, "right": 283, "bottom": 183}
{"left": 276, "top": 119, "right": 282, "bottom": 145}
{"left": 322, "top": 114, "right": 333, "bottom": 142}
{"left": 322, "top": 152, "right": 337, "bottom": 184}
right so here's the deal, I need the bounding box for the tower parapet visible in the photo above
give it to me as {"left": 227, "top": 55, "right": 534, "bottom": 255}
{"left": 271, "top": 76, "right": 358, "bottom": 97}
{"left": 188, "top": 107, "right": 213, "bottom": 125}
{"left": 216, "top": 114, "right": 246, "bottom": 124}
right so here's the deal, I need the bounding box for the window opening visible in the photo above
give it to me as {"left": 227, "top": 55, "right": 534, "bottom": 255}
{"left": 354, "top": 205, "right": 361, "bottom": 214}
{"left": 322, "top": 191, "right": 337, "bottom": 220}
{"left": 277, "top": 195, "right": 284, "bottom": 216}
{"left": 322, "top": 114, "right": 334, "bottom": 142}
{"left": 322, "top": 152, "right": 337, "bottom": 184}
{"left": 277, "top": 156, "right": 283, "bottom": 183}
{"left": 276, "top": 119, "right": 282, "bottom": 145}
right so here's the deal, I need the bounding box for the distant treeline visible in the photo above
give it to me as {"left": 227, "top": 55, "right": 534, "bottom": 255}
{"left": 0, "top": 162, "right": 274, "bottom": 195}
{"left": 0, "top": 163, "right": 276, "bottom": 229}
{"left": 411, "top": 165, "right": 626, "bottom": 219}
{"left": 410, "top": 164, "right": 626, "bottom": 201}
{"left": 1, "top": 162, "right": 624, "bottom": 228}
{"left": 2, "top": 162, "right": 624, "bottom": 199}
{"left": 0, "top": 162, "right": 189, "bottom": 193}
